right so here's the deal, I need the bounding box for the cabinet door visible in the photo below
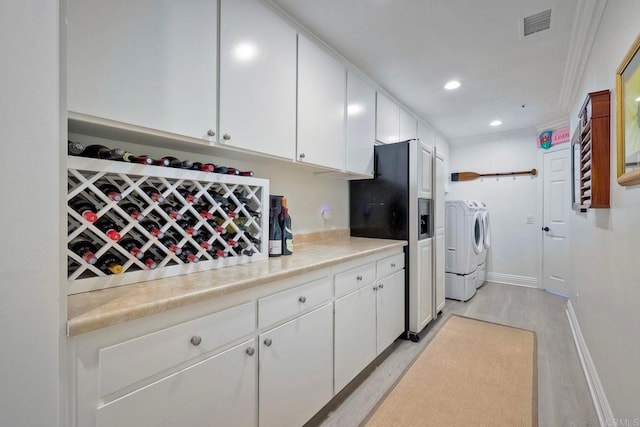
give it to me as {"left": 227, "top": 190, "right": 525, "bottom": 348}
{"left": 399, "top": 108, "right": 417, "bottom": 141}
{"left": 375, "top": 92, "right": 400, "bottom": 144}
{"left": 435, "top": 230, "right": 446, "bottom": 314}
{"left": 418, "top": 142, "right": 433, "bottom": 199}
{"left": 417, "top": 121, "right": 436, "bottom": 147}
{"left": 219, "top": 0, "right": 297, "bottom": 160}
{"left": 297, "top": 34, "right": 346, "bottom": 170}
{"left": 376, "top": 270, "right": 405, "bottom": 355}
{"left": 346, "top": 71, "right": 375, "bottom": 176}
{"left": 435, "top": 152, "right": 445, "bottom": 233}
{"left": 334, "top": 285, "right": 377, "bottom": 393}
{"left": 67, "top": 0, "right": 217, "bottom": 141}
{"left": 410, "top": 238, "right": 433, "bottom": 333}
{"left": 96, "top": 339, "right": 258, "bottom": 427}
{"left": 259, "top": 304, "right": 333, "bottom": 427}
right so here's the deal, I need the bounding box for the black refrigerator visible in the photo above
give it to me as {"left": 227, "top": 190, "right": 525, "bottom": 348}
{"left": 349, "top": 140, "right": 432, "bottom": 341}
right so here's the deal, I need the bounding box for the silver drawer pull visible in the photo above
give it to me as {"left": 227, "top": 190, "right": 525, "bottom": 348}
{"left": 246, "top": 347, "right": 255, "bottom": 356}
{"left": 299, "top": 296, "right": 307, "bottom": 303}
{"left": 390, "top": 263, "right": 396, "bottom": 267}
{"left": 206, "top": 129, "right": 216, "bottom": 137}
{"left": 190, "top": 335, "right": 202, "bottom": 346}
{"left": 373, "top": 285, "right": 378, "bottom": 291}
{"left": 222, "top": 133, "right": 231, "bottom": 140}
{"left": 264, "top": 338, "right": 273, "bottom": 347}
{"left": 356, "top": 275, "right": 363, "bottom": 281}
{"left": 379, "top": 283, "right": 384, "bottom": 289}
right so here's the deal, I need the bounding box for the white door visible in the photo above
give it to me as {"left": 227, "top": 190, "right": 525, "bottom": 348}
{"left": 542, "top": 148, "right": 571, "bottom": 295}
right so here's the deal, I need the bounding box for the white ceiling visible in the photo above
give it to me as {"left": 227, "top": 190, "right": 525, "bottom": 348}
{"left": 268, "top": 0, "right": 581, "bottom": 142}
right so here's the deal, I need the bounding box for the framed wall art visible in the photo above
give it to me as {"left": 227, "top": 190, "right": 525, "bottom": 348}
{"left": 616, "top": 33, "right": 640, "bottom": 186}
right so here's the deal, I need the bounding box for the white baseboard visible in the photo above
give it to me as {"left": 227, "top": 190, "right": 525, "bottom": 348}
{"left": 486, "top": 272, "right": 538, "bottom": 288}
{"left": 566, "top": 300, "right": 614, "bottom": 427}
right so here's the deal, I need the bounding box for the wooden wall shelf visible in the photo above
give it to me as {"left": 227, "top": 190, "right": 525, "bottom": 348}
{"left": 575, "top": 90, "right": 610, "bottom": 209}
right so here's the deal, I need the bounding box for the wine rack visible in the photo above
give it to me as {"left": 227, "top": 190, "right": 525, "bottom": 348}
{"left": 66, "top": 156, "right": 268, "bottom": 295}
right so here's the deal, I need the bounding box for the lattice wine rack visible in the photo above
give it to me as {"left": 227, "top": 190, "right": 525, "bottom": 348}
{"left": 66, "top": 156, "right": 268, "bottom": 295}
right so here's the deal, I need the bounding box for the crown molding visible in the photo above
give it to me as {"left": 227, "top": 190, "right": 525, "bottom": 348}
{"left": 536, "top": 116, "right": 570, "bottom": 133}
{"left": 557, "top": 0, "right": 608, "bottom": 112}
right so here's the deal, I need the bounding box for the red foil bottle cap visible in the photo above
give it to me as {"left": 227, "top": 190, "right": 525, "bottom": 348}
{"left": 216, "top": 249, "right": 225, "bottom": 258}
{"left": 185, "top": 226, "right": 194, "bottom": 235}
{"left": 215, "top": 225, "right": 224, "bottom": 233}
{"left": 81, "top": 210, "right": 99, "bottom": 223}
{"left": 201, "top": 164, "right": 214, "bottom": 172}
{"left": 200, "top": 241, "right": 210, "bottom": 250}
{"left": 185, "top": 194, "right": 195, "bottom": 203}
{"left": 106, "top": 229, "right": 121, "bottom": 241}
{"left": 130, "top": 247, "right": 143, "bottom": 259}
{"left": 152, "top": 229, "right": 165, "bottom": 239}
{"left": 145, "top": 258, "right": 158, "bottom": 269}
{"left": 108, "top": 192, "right": 122, "bottom": 202}
{"left": 228, "top": 211, "right": 237, "bottom": 218}
{"left": 82, "top": 252, "right": 98, "bottom": 264}
{"left": 170, "top": 211, "right": 182, "bottom": 220}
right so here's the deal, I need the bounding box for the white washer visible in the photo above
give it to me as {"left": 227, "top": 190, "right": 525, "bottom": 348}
{"left": 474, "top": 201, "right": 491, "bottom": 289}
{"left": 444, "top": 200, "right": 483, "bottom": 301}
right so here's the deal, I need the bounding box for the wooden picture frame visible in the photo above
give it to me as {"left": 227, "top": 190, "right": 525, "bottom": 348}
{"left": 616, "top": 33, "right": 640, "bottom": 186}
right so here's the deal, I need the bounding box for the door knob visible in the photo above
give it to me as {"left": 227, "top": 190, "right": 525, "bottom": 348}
{"left": 542, "top": 226, "right": 550, "bottom": 232}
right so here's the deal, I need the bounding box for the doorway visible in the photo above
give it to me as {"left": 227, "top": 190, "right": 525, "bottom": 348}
{"left": 542, "top": 147, "right": 571, "bottom": 296}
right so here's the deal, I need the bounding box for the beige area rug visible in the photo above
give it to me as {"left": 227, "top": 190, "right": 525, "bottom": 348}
{"left": 363, "top": 315, "right": 537, "bottom": 427}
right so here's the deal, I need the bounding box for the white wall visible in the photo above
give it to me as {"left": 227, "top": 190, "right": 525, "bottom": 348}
{"left": 448, "top": 132, "right": 541, "bottom": 286}
{"left": 0, "top": 1, "right": 63, "bottom": 426}
{"left": 567, "top": 0, "right": 640, "bottom": 419}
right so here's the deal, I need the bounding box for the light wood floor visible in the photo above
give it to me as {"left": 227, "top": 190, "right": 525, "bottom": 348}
{"left": 308, "top": 282, "right": 599, "bottom": 427}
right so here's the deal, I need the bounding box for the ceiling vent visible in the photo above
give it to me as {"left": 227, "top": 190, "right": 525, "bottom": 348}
{"left": 523, "top": 9, "right": 551, "bottom": 36}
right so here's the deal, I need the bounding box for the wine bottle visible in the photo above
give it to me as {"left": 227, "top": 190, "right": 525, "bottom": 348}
{"left": 70, "top": 198, "right": 99, "bottom": 223}
{"left": 209, "top": 241, "right": 226, "bottom": 259}
{"left": 97, "top": 254, "right": 124, "bottom": 274}
{"left": 165, "top": 156, "right": 193, "bottom": 169}
{"left": 196, "top": 202, "right": 214, "bottom": 220}
{"left": 268, "top": 207, "right": 282, "bottom": 257}
{"left": 143, "top": 257, "right": 158, "bottom": 270}
{"left": 178, "top": 245, "right": 200, "bottom": 263}
{"left": 119, "top": 238, "right": 145, "bottom": 260}
{"left": 160, "top": 235, "right": 182, "bottom": 255}
{"left": 95, "top": 218, "right": 121, "bottom": 241}
{"left": 159, "top": 203, "right": 182, "bottom": 220}
{"left": 193, "top": 232, "right": 211, "bottom": 250}
{"left": 139, "top": 185, "right": 165, "bottom": 203}
{"left": 140, "top": 220, "right": 165, "bottom": 239}
{"left": 82, "top": 144, "right": 125, "bottom": 160}
{"left": 68, "top": 140, "right": 85, "bottom": 156}
{"left": 121, "top": 152, "right": 153, "bottom": 165}
{"left": 238, "top": 170, "right": 254, "bottom": 177}
{"left": 69, "top": 239, "right": 99, "bottom": 264}
{"left": 176, "top": 189, "right": 199, "bottom": 204}
{"left": 191, "top": 162, "right": 214, "bottom": 172}
{"left": 119, "top": 202, "right": 144, "bottom": 221}
{"left": 225, "top": 167, "right": 240, "bottom": 176}
{"left": 176, "top": 218, "right": 199, "bottom": 236}
{"left": 238, "top": 241, "right": 255, "bottom": 257}
{"left": 97, "top": 182, "right": 122, "bottom": 201}
{"left": 151, "top": 157, "right": 170, "bottom": 167}
{"left": 280, "top": 197, "right": 293, "bottom": 256}
{"left": 213, "top": 165, "right": 228, "bottom": 174}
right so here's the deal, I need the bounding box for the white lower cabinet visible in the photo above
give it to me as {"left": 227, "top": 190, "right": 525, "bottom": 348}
{"left": 70, "top": 249, "right": 407, "bottom": 427}
{"left": 334, "top": 252, "right": 405, "bottom": 393}
{"left": 259, "top": 303, "right": 334, "bottom": 427}
{"left": 96, "top": 338, "right": 258, "bottom": 427}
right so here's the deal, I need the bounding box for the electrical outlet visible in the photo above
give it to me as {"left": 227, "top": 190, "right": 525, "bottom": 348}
{"left": 526, "top": 215, "right": 533, "bottom": 224}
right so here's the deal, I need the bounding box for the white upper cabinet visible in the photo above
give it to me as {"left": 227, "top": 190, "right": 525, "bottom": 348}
{"left": 399, "top": 108, "right": 417, "bottom": 141}
{"left": 67, "top": 0, "right": 218, "bottom": 142}
{"left": 417, "top": 121, "right": 436, "bottom": 148}
{"left": 375, "top": 92, "right": 400, "bottom": 144}
{"left": 346, "top": 71, "right": 375, "bottom": 176}
{"left": 297, "top": 34, "right": 346, "bottom": 170}
{"left": 219, "top": 0, "right": 297, "bottom": 160}
{"left": 418, "top": 141, "right": 433, "bottom": 199}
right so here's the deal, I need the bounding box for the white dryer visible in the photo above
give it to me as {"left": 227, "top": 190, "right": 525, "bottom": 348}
{"left": 444, "top": 200, "right": 483, "bottom": 301}
{"left": 474, "top": 201, "right": 491, "bottom": 289}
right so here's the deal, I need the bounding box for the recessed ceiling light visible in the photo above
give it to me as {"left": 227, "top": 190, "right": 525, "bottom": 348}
{"left": 444, "top": 80, "right": 461, "bottom": 90}
{"left": 490, "top": 120, "right": 502, "bottom": 127}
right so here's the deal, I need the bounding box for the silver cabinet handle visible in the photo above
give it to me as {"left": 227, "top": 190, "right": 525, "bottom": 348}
{"left": 373, "top": 285, "right": 378, "bottom": 291}
{"left": 246, "top": 347, "right": 255, "bottom": 356}
{"left": 264, "top": 338, "right": 272, "bottom": 347}
{"left": 379, "top": 283, "right": 384, "bottom": 289}
{"left": 356, "top": 275, "right": 363, "bottom": 281}
{"left": 190, "top": 335, "right": 202, "bottom": 346}
{"left": 222, "top": 133, "right": 231, "bottom": 140}
{"left": 299, "top": 296, "right": 307, "bottom": 303}
{"left": 390, "top": 263, "right": 396, "bottom": 267}
{"left": 207, "top": 129, "right": 216, "bottom": 137}
{"left": 299, "top": 153, "right": 306, "bottom": 159}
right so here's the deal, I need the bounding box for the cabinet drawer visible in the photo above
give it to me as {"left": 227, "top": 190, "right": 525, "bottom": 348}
{"left": 258, "top": 277, "right": 331, "bottom": 329}
{"left": 376, "top": 252, "right": 405, "bottom": 279}
{"left": 334, "top": 262, "right": 376, "bottom": 298}
{"left": 99, "top": 301, "right": 255, "bottom": 397}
